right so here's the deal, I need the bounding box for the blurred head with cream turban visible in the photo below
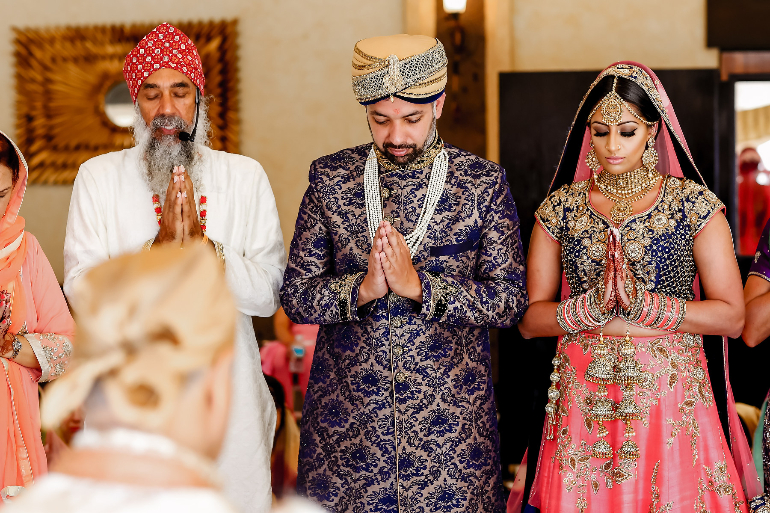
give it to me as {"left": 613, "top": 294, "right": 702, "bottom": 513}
{"left": 39, "top": 244, "right": 235, "bottom": 492}
{"left": 352, "top": 34, "right": 448, "bottom": 168}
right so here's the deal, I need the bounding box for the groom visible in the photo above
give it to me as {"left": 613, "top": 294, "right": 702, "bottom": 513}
{"left": 281, "top": 34, "right": 528, "bottom": 511}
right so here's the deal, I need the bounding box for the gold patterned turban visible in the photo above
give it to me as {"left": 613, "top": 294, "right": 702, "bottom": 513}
{"left": 352, "top": 34, "right": 448, "bottom": 105}
{"left": 40, "top": 244, "right": 235, "bottom": 431}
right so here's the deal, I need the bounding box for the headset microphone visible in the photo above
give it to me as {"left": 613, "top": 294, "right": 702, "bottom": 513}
{"left": 178, "top": 87, "right": 200, "bottom": 142}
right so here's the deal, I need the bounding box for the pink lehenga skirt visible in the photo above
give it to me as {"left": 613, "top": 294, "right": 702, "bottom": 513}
{"left": 530, "top": 332, "right": 748, "bottom": 513}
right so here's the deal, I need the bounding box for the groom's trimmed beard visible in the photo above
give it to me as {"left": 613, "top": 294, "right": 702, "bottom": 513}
{"left": 367, "top": 102, "right": 438, "bottom": 167}
{"left": 131, "top": 101, "right": 210, "bottom": 199}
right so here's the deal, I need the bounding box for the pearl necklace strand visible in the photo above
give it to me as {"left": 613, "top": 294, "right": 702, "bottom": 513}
{"left": 364, "top": 145, "right": 449, "bottom": 257}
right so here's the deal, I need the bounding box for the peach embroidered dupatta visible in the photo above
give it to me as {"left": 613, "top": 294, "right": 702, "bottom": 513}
{"left": 0, "top": 131, "right": 75, "bottom": 501}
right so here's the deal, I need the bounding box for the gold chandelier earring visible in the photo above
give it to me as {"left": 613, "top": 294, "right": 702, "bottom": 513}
{"left": 642, "top": 135, "right": 658, "bottom": 172}
{"left": 586, "top": 141, "right": 601, "bottom": 172}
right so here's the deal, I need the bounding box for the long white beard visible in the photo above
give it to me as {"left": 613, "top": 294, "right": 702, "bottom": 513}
{"left": 130, "top": 102, "right": 211, "bottom": 199}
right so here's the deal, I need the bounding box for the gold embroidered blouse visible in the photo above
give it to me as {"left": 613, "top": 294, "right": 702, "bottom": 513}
{"left": 535, "top": 176, "right": 724, "bottom": 300}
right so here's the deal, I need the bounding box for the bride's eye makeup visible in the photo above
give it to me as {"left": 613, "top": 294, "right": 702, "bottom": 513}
{"left": 592, "top": 127, "right": 637, "bottom": 138}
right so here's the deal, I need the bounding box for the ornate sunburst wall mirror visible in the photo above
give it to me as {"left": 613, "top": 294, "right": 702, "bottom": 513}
{"left": 13, "top": 20, "right": 239, "bottom": 184}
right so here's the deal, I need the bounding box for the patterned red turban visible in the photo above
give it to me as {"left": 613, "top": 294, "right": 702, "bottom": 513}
{"left": 123, "top": 23, "right": 205, "bottom": 103}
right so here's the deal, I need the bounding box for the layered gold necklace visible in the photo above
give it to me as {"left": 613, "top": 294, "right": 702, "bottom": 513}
{"left": 595, "top": 166, "right": 660, "bottom": 224}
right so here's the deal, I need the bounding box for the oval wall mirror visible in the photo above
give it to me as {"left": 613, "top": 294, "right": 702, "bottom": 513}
{"left": 104, "top": 82, "right": 134, "bottom": 128}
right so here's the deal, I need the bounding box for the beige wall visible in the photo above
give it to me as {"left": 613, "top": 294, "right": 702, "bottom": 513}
{"left": 0, "top": 0, "right": 403, "bottom": 281}
{"left": 486, "top": 0, "right": 719, "bottom": 162}
{"left": 405, "top": 0, "right": 718, "bottom": 163}
{"left": 508, "top": 0, "right": 718, "bottom": 71}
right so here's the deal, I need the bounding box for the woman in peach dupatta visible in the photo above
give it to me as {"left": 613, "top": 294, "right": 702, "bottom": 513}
{"left": 0, "top": 131, "right": 74, "bottom": 502}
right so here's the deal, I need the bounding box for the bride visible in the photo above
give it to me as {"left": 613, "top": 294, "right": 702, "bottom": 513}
{"left": 515, "top": 62, "right": 757, "bottom": 512}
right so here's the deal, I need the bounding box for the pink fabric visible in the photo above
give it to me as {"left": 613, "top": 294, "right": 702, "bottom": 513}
{"left": 291, "top": 323, "right": 319, "bottom": 342}
{"left": 507, "top": 450, "right": 528, "bottom": 513}
{"left": 530, "top": 332, "right": 748, "bottom": 513}
{"left": 260, "top": 323, "right": 319, "bottom": 411}
{"left": 260, "top": 342, "right": 294, "bottom": 410}
{"left": 573, "top": 129, "right": 594, "bottom": 184}
{"left": 260, "top": 339, "right": 316, "bottom": 412}
{"left": 0, "top": 234, "right": 75, "bottom": 493}
{"left": 0, "top": 130, "right": 29, "bottom": 341}
{"left": 724, "top": 340, "right": 763, "bottom": 498}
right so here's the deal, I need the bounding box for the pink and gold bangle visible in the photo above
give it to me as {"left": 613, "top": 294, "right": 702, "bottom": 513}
{"left": 642, "top": 292, "right": 660, "bottom": 327}
{"left": 665, "top": 298, "right": 686, "bottom": 332}
{"left": 557, "top": 287, "right": 612, "bottom": 334}
{"left": 658, "top": 296, "right": 672, "bottom": 328}
{"left": 638, "top": 292, "right": 652, "bottom": 326}
{"left": 661, "top": 298, "right": 677, "bottom": 331}
{"left": 624, "top": 290, "right": 687, "bottom": 332}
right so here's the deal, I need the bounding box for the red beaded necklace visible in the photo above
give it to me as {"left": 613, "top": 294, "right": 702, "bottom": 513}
{"left": 152, "top": 194, "right": 207, "bottom": 233}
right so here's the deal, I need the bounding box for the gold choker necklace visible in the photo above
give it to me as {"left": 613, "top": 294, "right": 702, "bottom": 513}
{"left": 373, "top": 135, "right": 444, "bottom": 172}
{"left": 595, "top": 167, "right": 660, "bottom": 224}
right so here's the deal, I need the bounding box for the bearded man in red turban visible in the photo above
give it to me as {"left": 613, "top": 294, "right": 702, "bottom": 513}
{"left": 63, "top": 23, "right": 285, "bottom": 513}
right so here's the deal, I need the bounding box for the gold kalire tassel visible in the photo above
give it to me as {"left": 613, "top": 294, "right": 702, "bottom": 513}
{"left": 545, "top": 355, "right": 562, "bottom": 440}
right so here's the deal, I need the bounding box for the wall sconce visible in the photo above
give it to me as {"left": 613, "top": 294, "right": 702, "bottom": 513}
{"left": 443, "top": 0, "right": 468, "bottom": 122}
{"left": 444, "top": 0, "right": 467, "bottom": 51}
{"left": 444, "top": 0, "right": 466, "bottom": 75}
{"left": 443, "top": 0, "right": 467, "bottom": 14}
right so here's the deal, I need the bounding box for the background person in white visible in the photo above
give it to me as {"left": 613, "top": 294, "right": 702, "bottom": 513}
{"left": 62, "top": 23, "right": 286, "bottom": 513}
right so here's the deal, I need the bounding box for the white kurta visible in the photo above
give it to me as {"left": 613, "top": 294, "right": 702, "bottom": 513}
{"left": 63, "top": 146, "right": 286, "bottom": 513}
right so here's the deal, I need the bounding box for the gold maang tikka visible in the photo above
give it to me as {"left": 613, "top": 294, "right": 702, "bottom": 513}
{"left": 588, "top": 76, "right": 656, "bottom": 128}
{"left": 585, "top": 75, "right": 656, "bottom": 176}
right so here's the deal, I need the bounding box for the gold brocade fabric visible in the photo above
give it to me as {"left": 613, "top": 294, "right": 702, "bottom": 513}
{"left": 373, "top": 135, "right": 444, "bottom": 172}
{"left": 535, "top": 176, "right": 724, "bottom": 299}
{"left": 351, "top": 35, "right": 447, "bottom": 104}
